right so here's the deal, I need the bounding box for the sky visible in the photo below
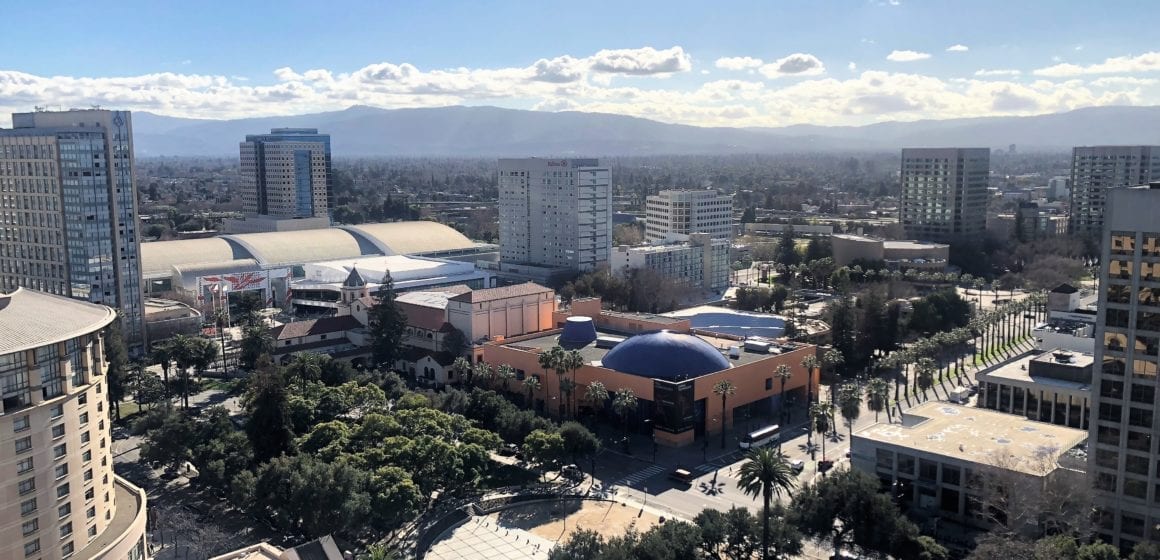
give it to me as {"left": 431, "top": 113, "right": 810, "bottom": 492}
{"left": 2, "top": 0, "right": 1160, "bottom": 127}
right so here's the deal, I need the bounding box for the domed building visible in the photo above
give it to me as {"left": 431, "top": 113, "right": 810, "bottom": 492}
{"left": 482, "top": 301, "right": 819, "bottom": 447}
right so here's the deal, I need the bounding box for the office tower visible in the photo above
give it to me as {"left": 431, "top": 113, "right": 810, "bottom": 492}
{"left": 497, "top": 158, "right": 611, "bottom": 271}
{"left": 0, "top": 289, "right": 148, "bottom": 560}
{"left": 1070, "top": 146, "right": 1160, "bottom": 237}
{"left": 1089, "top": 182, "right": 1160, "bottom": 551}
{"left": 0, "top": 109, "right": 145, "bottom": 349}
{"left": 899, "top": 148, "right": 990, "bottom": 243}
{"left": 233, "top": 128, "right": 332, "bottom": 232}
{"left": 645, "top": 189, "right": 734, "bottom": 243}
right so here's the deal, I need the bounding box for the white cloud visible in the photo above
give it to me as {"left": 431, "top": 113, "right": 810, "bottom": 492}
{"left": 886, "top": 50, "right": 932, "bottom": 62}
{"left": 758, "top": 53, "right": 825, "bottom": 78}
{"left": 588, "top": 46, "right": 691, "bottom": 76}
{"left": 946, "top": 44, "right": 969, "bottom": 52}
{"left": 1033, "top": 52, "right": 1160, "bottom": 77}
{"left": 975, "top": 69, "right": 1022, "bottom": 77}
{"left": 1090, "top": 76, "right": 1158, "bottom": 87}
{"left": 1075, "top": 45, "right": 1084, "bottom": 51}
{"left": 848, "top": 62, "right": 857, "bottom": 71}
{"left": 715, "top": 56, "right": 764, "bottom": 71}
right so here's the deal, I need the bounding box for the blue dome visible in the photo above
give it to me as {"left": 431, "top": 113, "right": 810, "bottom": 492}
{"left": 600, "top": 330, "right": 731, "bottom": 380}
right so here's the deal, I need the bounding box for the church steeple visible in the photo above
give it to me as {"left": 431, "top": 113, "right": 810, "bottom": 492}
{"left": 340, "top": 265, "right": 368, "bottom": 304}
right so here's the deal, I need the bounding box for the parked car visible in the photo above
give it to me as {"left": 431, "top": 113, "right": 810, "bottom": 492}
{"left": 561, "top": 464, "right": 584, "bottom": 481}
{"left": 790, "top": 460, "right": 805, "bottom": 473}
{"left": 669, "top": 467, "right": 694, "bottom": 484}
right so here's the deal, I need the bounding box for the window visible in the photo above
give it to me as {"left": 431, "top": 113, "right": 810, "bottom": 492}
{"left": 81, "top": 450, "right": 91, "bottom": 463}
{"left": 15, "top": 436, "right": 32, "bottom": 453}
{"left": 54, "top": 443, "right": 66, "bottom": 459}
{"left": 1126, "top": 454, "right": 1150, "bottom": 476}
{"left": 80, "top": 431, "right": 89, "bottom": 444}
{"left": 77, "top": 392, "right": 86, "bottom": 405}
{"left": 87, "top": 525, "right": 96, "bottom": 538}
{"left": 13, "top": 414, "right": 30, "bottom": 432}
{"left": 56, "top": 483, "right": 70, "bottom": 499}
{"left": 59, "top": 522, "right": 72, "bottom": 538}
{"left": 1131, "top": 384, "right": 1156, "bottom": 404}
{"left": 86, "top": 506, "right": 95, "bottom": 519}
{"left": 83, "top": 488, "right": 94, "bottom": 501}
{"left": 1130, "top": 407, "right": 1154, "bottom": 428}
{"left": 58, "top": 503, "right": 70, "bottom": 518}
{"left": 19, "top": 478, "right": 36, "bottom": 495}
{"left": 1095, "top": 472, "right": 1118, "bottom": 492}
{"left": 21, "top": 499, "right": 37, "bottom": 517}
{"left": 1128, "top": 430, "right": 1153, "bottom": 452}
{"left": 52, "top": 424, "right": 65, "bottom": 439}
{"left": 942, "top": 465, "right": 962, "bottom": 486}
{"left": 78, "top": 412, "right": 88, "bottom": 425}
{"left": 897, "top": 453, "right": 915, "bottom": 475}
{"left": 24, "top": 539, "right": 40, "bottom": 557}
{"left": 18, "top": 457, "right": 34, "bottom": 474}
{"left": 1100, "top": 402, "right": 1123, "bottom": 421}
{"left": 22, "top": 519, "right": 38, "bottom": 536}
{"left": 1125, "top": 478, "right": 1148, "bottom": 500}
{"left": 1101, "top": 379, "right": 1124, "bottom": 399}
{"left": 54, "top": 464, "right": 68, "bottom": 479}
{"left": 50, "top": 403, "right": 64, "bottom": 418}
{"left": 61, "top": 541, "right": 74, "bottom": 557}
{"left": 1096, "top": 448, "right": 1119, "bottom": 469}
{"left": 765, "top": 378, "right": 772, "bottom": 390}
{"left": 83, "top": 469, "right": 92, "bottom": 482}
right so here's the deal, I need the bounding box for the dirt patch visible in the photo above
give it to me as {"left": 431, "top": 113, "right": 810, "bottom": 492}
{"left": 489, "top": 499, "right": 661, "bottom": 542}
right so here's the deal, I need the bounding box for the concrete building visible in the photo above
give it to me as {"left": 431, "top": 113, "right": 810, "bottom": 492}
{"left": 290, "top": 254, "right": 493, "bottom": 315}
{"left": 611, "top": 233, "right": 730, "bottom": 292}
{"left": 0, "top": 109, "right": 145, "bottom": 350}
{"left": 988, "top": 202, "right": 1068, "bottom": 241}
{"left": 899, "top": 148, "right": 990, "bottom": 243}
{"left": 1088, "top": 183, "right": 1160, "bottom": 550}
{"left": 1048, "top": 176, "right": 1071, "bottom": 201}
{"left": 482, "top": 298, "right": 818, "bottom": 447}
{"left": 229, "top": 128, "right": 332, "bottom": 233}
{"left": 978, "top": 349, "right": 1092, "bottom": 429}
{"left": 1070, "top": 146, "right": 1160, "bottom": 237}
{"left": 851, "top": 401, "right": 1088, "bottom": 531}
{"left": 645, "top": 189, "right": 734, "bottom": 243}
{"left": 0, "top": 289, "right": 148, "bottom": 560}
{"left": 497, "top": 158, "right": 611, "bottom": 273}
{"left": 741, "top": 223, "right": 834, "bottom": 237}
{"left": 831, "top": 233, "right": 949, "bottom": 271}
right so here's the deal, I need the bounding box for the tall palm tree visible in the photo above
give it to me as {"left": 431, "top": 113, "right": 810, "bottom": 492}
{"left": 472, "top": 362, "right": 494, "bottom": 388}
{"left": 915, "top": 357, "right": 937, "bottom": 401}
{"left": 451, "top": 356, "right": 472, "bottom": 386}
{"left": 584, "top": 380, "right": 609, "bottom": 417}
{"left": 866, "top": 377, "right": 890, "bottom": 422}
{"left": 169, "top": 334, "right": 196, "bottom": 409}
{"left": 496, "top": 364, "right": 516, "bottom": 393}
{"left": 713, "top": 379, "right": 737, "bottom": 449}
{"left": 612, "top": 388, "right": 638, "bottom": 450}
{"left": 821, "top": 348, "right": 844, "bottom": 435}
{"left": 801, "top": 354, "right": 820, "bottom": 449}
{"left": 522, "top": 375, "right": 542, "bottom": 411}
{"left": 150, "top": 343, "right": 174, "bottom": 408}
{"left": 810, "top": 402, "right": 832, "bottom": 461}
{"left": 775, "top": 364, "right": 793, "bottom": 426}
{"left": 737, "top": 447, "right": 797, "bottom": 560}
{"left": 563, "top": 350, "right": 585, "bottom": 419}
{"left": 287, "top": 352, "right": 325, "bottom": 392}
{"left": 188, "top": 338, "right": 219, "bottom": 407}
{"left": 538, "top": 346, "right": 566, "bottom": 419}
{"left": 837, "top": 383, "right": 862, "bottom": 442}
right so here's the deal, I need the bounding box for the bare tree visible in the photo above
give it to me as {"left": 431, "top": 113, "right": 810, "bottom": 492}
{"left": 966, "top": 447, "right": 1094, "bottom": 539}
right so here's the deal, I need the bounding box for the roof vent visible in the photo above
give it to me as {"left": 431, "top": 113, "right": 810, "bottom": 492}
{"left": 560, "top": 316, "right": 597, "bottom": 348}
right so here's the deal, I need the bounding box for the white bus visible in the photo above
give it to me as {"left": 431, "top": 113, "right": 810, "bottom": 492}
{"left": 739, "top": 424, "right": 780, "bottom": 449}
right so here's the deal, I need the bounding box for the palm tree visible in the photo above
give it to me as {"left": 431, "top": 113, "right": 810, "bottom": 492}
{"left": 810, "top": 402, "right": 832, "bottom": 461}
{"left": 713, "top": 379, "right": 737, "bottom": 449}
{"left": 150, "top": 343, "right": 174, "bottom": 408}
{"left": 800, "top": 354, "right": 819, "bottom": 448}
{"left": 775, "top": 364, "right": 793, "bottom": 425}
{"left": 522, "top": 375, "right": 542, "bottom": 411}
{"left": 821, "top": 348, "right": 845, "bottom": 435}
{"left": 473, "top": 362, "right": 494, "bottom": 388}
{"left": 169, "top": 334, "right": 196, "bottom": 409}
{"left": 496, "top": 364, "right": 516, "bottom": 392}
{"left": 538, "top": 346, "right": 566, "bottom": 419}
{"left": 239, "top": 324, "right": 274, "bottom": 371}
{"left": 915, "top": 357, "right": 937, "bottom": 400}
{"left": 188, "top": 338, "right": 218, "bottom": 407}
{"left": 737, "top": 447, "right": 797, "bottom": 560}
{"left": 837, "top": 383, "right": 862, "bottom": 441}
{"left": 584, "top": 380, "right": 609, "bottom": 418}
{"left": 563, "top": 350, "right": 585, "bottom": 419}
{"left": 866, "top": 377, "right": 890, "bottom": 422}
{"left": 287, "top": 352, "right": 325, "bottom": 392}
{"left": 612, "top": 388, "right": 638, "bottom": 450}
{"left": 451, "top": 356, "right": 472, "bottom": 385}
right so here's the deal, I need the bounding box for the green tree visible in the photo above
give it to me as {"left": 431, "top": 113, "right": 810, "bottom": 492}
{"left": 585, "top": 380, "right": 609, "bottom": 415}
{"left": 450, "top": 356, "right": 472, "bottom": 385}
{"left": 287, "top": 352, "right": 326, "bottom": 392}
{"left": 776, "top": 226, "right": 800, "bottom": 269}
{"left": 150, "top": 342, "right": 175, "bottom": 407}
{"left": 523, "top": 375, "right": 542, "bottom": 411}
{"left": 252, "top": 454, "right": 371, "bottom": 538}
{"left": 559, "top": 421, "right": 601, "bottom": 473}
{"left": 539, "top": 346, "right": 567, "bottom": 419}
{"left": 1077, "top": 543, "right": 1123, "bottom": 560}
{"left": 713, "top": 379, "right": 737, "bottom": 449}
{"left": 866, "top": 377, "right": 890, "bottom": 422}
{"left": 837, "top": 383, "right": 862, "bottom": 441}
{"left": 523, "top": 429, "right": 566, "bottom": 477}
{"left": 737, "top": 447, "right": 797, "bottom": 560}
{"left": 775, "top": 364, "right": 794, "bottom": 430}
{"left": 810, "top": 401, "right": 831, "bottom": 461}
{"left": 800, "top": 354, "right": 819, "bottom": 447}
{"left": 104, "top": 317, "right": 130, "bottom": 420}
{"left": 239, "top": 324, "right": 274, "bottom": 371}
{"left": 563, "top": 349, "right": 585, "bottom": 419}
{"left": 367, "top": 271, "right": 408, "bottom": 368}
{"left": 1131, "top": 542, "right": 1160, "bottom": 560}
{"left": 915, "top": 357, "right": 937, "bottom": 400}
{"left": 245, "top": 358, "right": 295, "bottom": 462}
{"left": 495, "top": 364, "right": 516, "bottom": 392}
{"left": 187, "top": 337, "right": 219, "bottom": 407}
{"left": 612, "top": 388, "right": 638, "bottom": 448}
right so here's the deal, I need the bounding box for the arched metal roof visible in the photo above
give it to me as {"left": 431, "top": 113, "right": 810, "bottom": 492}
{"left": 223, "top": 228, "right": 377, "bottom": 268}
{"left": 341, "top": 222, "right": 475, "bottom": 256}
{"left": 140, "top": 237, "right": 248, "bottom": 279}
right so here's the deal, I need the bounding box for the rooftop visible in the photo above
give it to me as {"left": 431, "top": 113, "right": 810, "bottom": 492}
{"left": 980, "top": 352, "right": 1092, "bottom": 391}
{"left": 854, "top": 401, "right": 1088, "bottom": 476}
{"left": 0, "top": 288, "right": 117, "bottom": 355}
{"left": 448, "top": 282, "right": 553, "bottom": 304}
{"left": 601, "top": 309, "right": 688, "bottom": 325}
{"left": 396, "top": 286, "right": 472, "bottom": 309}
{"left": 76, "top": 477, "right": 146, "bottom": 560}
{"left": 883, "top": 239, "right": 949, "bottom": 250}
{"left": 272, "top": 316, "right": 363, "bottom": 340}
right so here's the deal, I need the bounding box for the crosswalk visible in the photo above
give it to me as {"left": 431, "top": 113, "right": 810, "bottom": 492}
{"left": 613, "top": 465, "right": 667, "bottom": 486}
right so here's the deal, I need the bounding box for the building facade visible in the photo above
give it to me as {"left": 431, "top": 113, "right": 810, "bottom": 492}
{"left": 645, "top": 189, "right": 734, "bottom": 243}
{"left": 0, "top": 109, "right": 145, "bottom": 350}
{"left": 1088, "top": 183, "right": 1160, "bottom": 550}
{"left": 1069, "top": 146, "right": 1160, "bottom": 237}
{"left": 831, "top": 233, "right": 949, "bottom": 271}
{"left": 611, "top": 233, "right": 730, "bottom": 292}
{"left": 899, "top": 148, "right": 990, "bottom": 243}
{"left": 0, "top": 289, "right": 147, "bottom": 560}
{"left": 238, "top": 128, "right": 332, "bottom": 221}
{"left": 498, "top": 158, "right": 611, "bottom": 272}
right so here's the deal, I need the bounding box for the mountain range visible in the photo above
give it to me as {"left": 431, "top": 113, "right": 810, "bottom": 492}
{"left": 131, "top": 104, "right": 1160, "bottom": 157}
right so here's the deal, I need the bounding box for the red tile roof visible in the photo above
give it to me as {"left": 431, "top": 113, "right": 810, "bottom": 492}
{"left": 448, "top": 282, "right": 553, "bottom": 304}
{"left": 272, "top": 315, "right": 363, "bottom": 340}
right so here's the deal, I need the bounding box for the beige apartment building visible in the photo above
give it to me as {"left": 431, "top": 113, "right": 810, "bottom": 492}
{"left": 0, "top": 288, "right": 147, "bottom": 560}
{"left": 645, "top": 189, "right": 734, "bottom": 243}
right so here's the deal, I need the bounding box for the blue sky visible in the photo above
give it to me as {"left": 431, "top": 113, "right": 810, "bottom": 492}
{"left": 2, "top": 0, "right": 1159, "bottom": 126}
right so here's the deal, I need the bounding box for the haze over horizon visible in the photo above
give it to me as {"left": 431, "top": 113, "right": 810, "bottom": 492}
{"left": 4, "top": 0, "right": 1160, "bottom": 129}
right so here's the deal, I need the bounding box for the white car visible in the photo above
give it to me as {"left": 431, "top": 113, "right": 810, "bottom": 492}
{"left": 790, "top": 460, "right": 805, "bottom": 473}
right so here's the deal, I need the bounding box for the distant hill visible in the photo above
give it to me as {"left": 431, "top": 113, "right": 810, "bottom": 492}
{"left": 130, "top": 104, "right": 1160, "bottom": 157}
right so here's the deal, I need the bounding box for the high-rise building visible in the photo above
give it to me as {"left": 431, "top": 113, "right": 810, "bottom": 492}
{"left": 231, "top": 128, "right": 332, "bottom": 232}
{"left": 898, "top": 148, "right": 990, "bottom": 243}
{"left": 0, "top": 288, "right": 148, "bottom": 560}
{"left": 497, "top": 158, "right": 611, "bottom": 272}
{"left": 0, "top": 109, "right": 145, "bottom": 349}
{"left": 645, "top": 189, "right": 734, "bottom": 243}
{"left": 1089, "top": 182, "right": 1160, "bottom": 551}
{"left": 612, "top": 233, "right": 731, "bottom": 292}
{"left": 1069, "top": 146, "right": 1160, "bottom": 237}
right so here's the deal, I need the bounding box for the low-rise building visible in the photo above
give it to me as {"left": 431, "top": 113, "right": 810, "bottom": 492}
{"left": 291, "top": 254, "right": 492, "bottom": 315}
{"left": 851, "top": 401, "right": 1088, "bottom": 531}
{"left": 978, "top": 349, "right": 1092, "bottom": 428}
{"left": 831, "top": 234, "right": 949, "bottom": 271}
{"left": 611, "top": 233, "right": 730, "bottom": 293}
{"left": 143, "top": 298, "right": 203, "bottom": 342}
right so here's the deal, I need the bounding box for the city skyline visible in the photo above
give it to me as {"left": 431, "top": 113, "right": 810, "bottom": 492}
{"left": 2, "top": 1, "right": 1160, "bottom": 127}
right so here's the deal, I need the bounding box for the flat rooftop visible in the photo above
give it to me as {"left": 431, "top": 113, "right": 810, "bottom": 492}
{"left": 854, "top": 401, "right": 1088, "bottom": 476}
{"left": 600, "top": 309, "right": 688, "bottom": 326}
{"left": 506, "top": 328, "right": 802, "bottom": 369}
{"left": 979, "top": 351, "right": 1092, "bottom": 391}
{"left": 883, "top": 239, "right": 949, "bottom": 250}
